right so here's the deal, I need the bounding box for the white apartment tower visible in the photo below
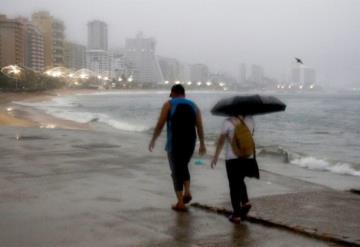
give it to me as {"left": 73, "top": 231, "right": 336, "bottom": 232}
{"left": 250, "top": 64, "right": 264, "bottom": 84}
{"left": 87, "top": 20, "right": 108, "bottom": 50}
{"left": 64, "top": 41, "right": 86, "bottom": 70}
{"left": 86, "top": 20, "right": 110, "bottom": 77}
{"left": 125, "top": 32, "right": 163, "bottom": 84}
{"left": 291, "top": 64, "right": 316, "bottom": 86}
{"left": 190, "top": 64, "right": 209, "bottom": 83}
{"left": 238, "top": 63, "right": 246, "bottom": 84}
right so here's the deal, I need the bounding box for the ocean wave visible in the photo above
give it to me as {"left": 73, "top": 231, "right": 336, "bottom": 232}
{"left": 75, "top": 90, "right": 169, "bottom": 96}
{"left": 257, "top": 146, "right": 360, "bottom": 177}
{"left": 257, "top": 146, "right": 298, "bottom": 163}
{"left": 96, "top": 114, "right": 150, "bottom": 132}
{"left": 290, "top": 156, "right": 360, "bottom": 177}
{"left": 13, "top": 99, "right": 150, "bottom": 132}
{"left": 13, "top": 97, "right": 75, "bottom": 108}
{"left": 47, "top": 110, "right": 150, "bottom": 132}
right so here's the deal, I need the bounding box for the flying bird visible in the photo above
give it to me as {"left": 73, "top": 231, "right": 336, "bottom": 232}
{"left": 295, "top": 57, "right": 303, "bottom": 64}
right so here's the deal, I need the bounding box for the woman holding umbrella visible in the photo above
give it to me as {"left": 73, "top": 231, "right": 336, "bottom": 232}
{"left": 210, "top": 114, "right": 255, "bottom": 223}
{"left": 210, "top": 94, "right": 286, "bottom": 223}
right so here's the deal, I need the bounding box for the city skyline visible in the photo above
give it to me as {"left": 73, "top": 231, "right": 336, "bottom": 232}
{"left": 0, "top": 11, "right": 248, "bottom": 86}
{"left": 0, "top": 10, "right": 319, "bottom": 89}
{"left": 1, "top": 0, "right": 359, "bottom": 87}
{"left": 0, "top": 0, "right": 360, "bottom": 88}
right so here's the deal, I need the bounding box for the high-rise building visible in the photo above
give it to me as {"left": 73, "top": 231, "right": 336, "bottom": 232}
{"left": 31, "top": 12, "right": 52, "bottom": 68}
{"left": 110, "top": 49, "right": 126, "bottom": 80}
{"left": 190, "top": 64, "right": 209, "bottom": 83}
{"left": 290, "top": 64, "right": 316, "bottom": 86}
{"left": 52, "top": 19, "right": 65, "bottom": 66}
{"left": 0, "top": 15, "right": 45, "bottom": 71}
{"left": 125, "top": 32, "right": 163, "bottom": 84}
{"left": 87, "top": 20, "right": 108, "bottom": 50}
{"left": 210, "top": 72, "right": 237, "bottom": 85}
{"left": 0, "top": 15, "right": 25, "bottom": 67}
{"left": 86, "top": 50, "right": 110, "bottom": 77}
{"left": 181, "top": 64, "right": 191, "bottom": 82}
{"left": 158, "top": 56, "right": 185, "bottom": 83}
{"left": 64, "top": 41, "right": 86, "bottom": 70}
{"left": 86, "top": 20, "right": 110, "bottom": 77}
{"left": 238, "top": 63, "right": 246, "bottom": 84}
{"left": 250, "top": 64, "right": 264, "bottom": 84}
{"left": 303, "top": 67, "right": 316, "bottom": 86}
{"left": 22, "top": 19, "right": 45, "bottom": 72}
{"left": 31, "top": 11, "right": 65, "bottom": 68}
{"left": 291, "top": 66, "right": 301, "bottom": 84}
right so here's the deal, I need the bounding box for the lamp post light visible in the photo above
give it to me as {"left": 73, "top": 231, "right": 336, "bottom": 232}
{"left": 12, "top": 67, "right": 21, "bottom": 90}
{"left": 0, "top": 65, "right": 24, "bottom": 90}
{"left": 80, "top": 73, "right": 88, "bottom": 80}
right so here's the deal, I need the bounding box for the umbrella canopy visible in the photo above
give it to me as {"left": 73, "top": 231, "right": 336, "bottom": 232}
{"left": 211, "top": 94, "right": 286, "bottom": 116}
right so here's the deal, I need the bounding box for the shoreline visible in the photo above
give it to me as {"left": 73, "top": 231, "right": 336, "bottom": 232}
{"left": 0, "top": 89, "right": 97, "bottom": 130}
{"left": 1, "top": 89, "right": 360, "bottom": 183}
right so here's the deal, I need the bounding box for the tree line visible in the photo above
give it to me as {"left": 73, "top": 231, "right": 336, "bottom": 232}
{"left": 0, "top": 70, "right": 65, "bottom": 92}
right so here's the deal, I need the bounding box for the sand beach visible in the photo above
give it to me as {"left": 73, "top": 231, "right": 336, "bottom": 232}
{"left": 0, "top": 90, "right": 93, "bottom": 130}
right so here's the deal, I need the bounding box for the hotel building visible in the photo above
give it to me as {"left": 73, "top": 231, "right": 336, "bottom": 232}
{"left": 31, "top": 11, "right": 65, "bottom": 68}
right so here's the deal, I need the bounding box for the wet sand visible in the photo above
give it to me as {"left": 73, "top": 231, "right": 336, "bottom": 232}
{"left": 0, "top": 90, "right": 93, "bottom": 130}
{"left": 0, "top": 125, "right": 358, "bottom": 246}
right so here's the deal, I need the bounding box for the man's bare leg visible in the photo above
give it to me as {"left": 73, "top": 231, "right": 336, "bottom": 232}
{"left": 183, "top": 180, "right": 192, "bottom": 204}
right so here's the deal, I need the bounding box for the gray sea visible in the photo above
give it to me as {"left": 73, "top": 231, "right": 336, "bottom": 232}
{"left": 17, "top": 90, "right": 360, "bottom": 177}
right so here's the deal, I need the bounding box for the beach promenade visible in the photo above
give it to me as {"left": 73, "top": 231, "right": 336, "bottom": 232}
{"left": 0, "top": 125, "right": 359, "bottom": 247}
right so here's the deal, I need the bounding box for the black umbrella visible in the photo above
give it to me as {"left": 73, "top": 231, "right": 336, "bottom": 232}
{"left": 211, "top": 94, "right": 286, "bottom": 116}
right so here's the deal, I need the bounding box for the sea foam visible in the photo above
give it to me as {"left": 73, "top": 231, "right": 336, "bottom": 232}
{"left": 290, "top": 156, "right": 360, "bottom": 177}
{"left": 13, "top": 98, "right": 150, "bottom": 132}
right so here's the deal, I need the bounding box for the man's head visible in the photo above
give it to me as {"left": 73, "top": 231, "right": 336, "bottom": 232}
{"left": 170, "top": 84, "right": 185, "bottom": 98}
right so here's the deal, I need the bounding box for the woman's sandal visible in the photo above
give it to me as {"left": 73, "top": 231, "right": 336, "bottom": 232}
{"left": 228, "top": 214, "right": 241, "bottom": 224}
{"left": 171, "top": 203, "right": 188, "bottom": 212}
{"left": 240, "top": 203, "right": 252, "bottom": 220}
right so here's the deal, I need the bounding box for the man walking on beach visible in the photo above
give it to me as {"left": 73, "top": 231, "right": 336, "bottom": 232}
{"left": 149, "top": 84, "right": 206, "bottom": 211}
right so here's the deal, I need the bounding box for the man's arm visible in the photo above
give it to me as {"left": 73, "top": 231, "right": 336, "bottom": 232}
{"left": 149, "top": 101, "right": 171, "bottom": 152}
{"left": 195, "top": 106, "right": 206, "bottom": 155}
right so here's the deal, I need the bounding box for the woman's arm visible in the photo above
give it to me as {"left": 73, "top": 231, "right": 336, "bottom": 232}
{"left": 211, "top": 133, "right": 226, "bottom": 168}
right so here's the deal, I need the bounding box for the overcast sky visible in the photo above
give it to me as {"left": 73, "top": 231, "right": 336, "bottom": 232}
{"left": 1, "top": 0, "right": 359, "bottom": 86}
